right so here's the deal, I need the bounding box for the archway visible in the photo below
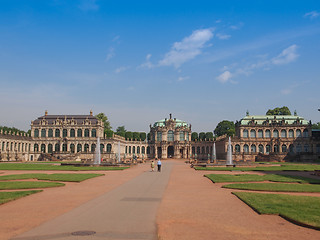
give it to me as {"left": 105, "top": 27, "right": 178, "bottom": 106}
{"left": 157, "top": 147, "right": 162, "bottom": 159}
{"left": 167, "top": 146, "right": 174, "bottom": 158}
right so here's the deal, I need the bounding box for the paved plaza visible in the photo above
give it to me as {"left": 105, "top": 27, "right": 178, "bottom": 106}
{"left": 1, "top": 161, "right": 320, "bottom": 240}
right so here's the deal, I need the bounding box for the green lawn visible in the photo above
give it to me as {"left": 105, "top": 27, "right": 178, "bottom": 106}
{"left": 0, "top": 190, "right": 42, "bottom": 204}
{"left": 223, "top": 182, "right": 320, "bottom": 192}
{"left": 0, "top": 163, "right": 128, "bottom": 171}
{"left": 205, "top": 174, "right": 320, "bottom": 184}
{"left": 195, "top": 164, "right": 320, "bottom": 172}
{"left": 233, "top": 192, "right": 320, "bottom": 229}
{"left": 0, "top": 181, "right": 65, "bottom": 190}
{"left": 0, "top": 173, "right": 104, "bottom": 182}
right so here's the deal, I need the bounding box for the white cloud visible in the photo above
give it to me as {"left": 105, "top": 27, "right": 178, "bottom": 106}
{"left": 115, "top": 66, "right": 129, "bottom": 73}
{"left": 178, "top": 76, "right": 189, "bottom": 82}
{"left": 304, "top": 11, "right": 320, "bottom": 19}
{"left": 78, "top": 0, "right": 99, "bottom": 11}
{"left": 217, "top": 71, "right": 232, "bottom": 83}
{"left": 106, "top": 47, "right": 115, "bottom": 61}
{"left": 159, "top": 28, "right": 214, "bottom": 68}
{"left": 216, "top": 33, "right": 231, "bottom": 40}
{"left": 139, "top": 54, "right": 154, "bottom": 69}
{"left": 271, "top": 45, "right": 299, "bottom": 65}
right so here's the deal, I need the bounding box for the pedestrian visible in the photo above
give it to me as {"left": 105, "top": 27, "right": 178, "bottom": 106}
{"left": 157, "top": 159, "right": 162, "bottom": 172}
{"left": 151, "top": 160, "right": 155, "bottom": 172}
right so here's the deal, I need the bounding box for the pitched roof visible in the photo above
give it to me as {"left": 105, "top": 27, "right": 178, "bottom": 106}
{"left": 32, "top": 115, "right": 99, "bottom": 125}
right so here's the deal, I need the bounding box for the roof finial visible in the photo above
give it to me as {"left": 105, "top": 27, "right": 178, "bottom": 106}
{"left": 169, "top": 113, "right": 172, "bottom": 119}
{"left": 90, "top": 110, "right": 93, "bottom": 116}
{"left": 294, "top": 110, "right": 297, "bottom": 116}
{"left": 246, "top": 110, "right": 249, "bottom": 116}
{"left": 45, "top": 110, "right": 48, "bottom": 116}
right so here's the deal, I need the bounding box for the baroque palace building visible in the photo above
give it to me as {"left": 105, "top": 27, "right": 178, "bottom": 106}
{"left": 0, "top": 111, "right": 319, "bottom": 162}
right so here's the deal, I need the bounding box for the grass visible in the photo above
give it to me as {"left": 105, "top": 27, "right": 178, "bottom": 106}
{"left": 195, "top": 164, "right": 320, "bottom": 172}
{"left": 222, "top": 182, "right": 320, "bottom": 192}
{"left": 0, "top": 181, "right": 65, "bottom": 190}
{"left": 205, "top": 174, "right": 320, "bottom": 184}
{"left": 0, "top": 190, "right": 42, "bottom": 204}
{"left": 0, "top": 163, "right": 128, "bottom": 171}
{"left": 233, "top": 192, "right": 320, "bottom": 229}
{"left": 0, "top": 173, "right": 104, "bottom": 182}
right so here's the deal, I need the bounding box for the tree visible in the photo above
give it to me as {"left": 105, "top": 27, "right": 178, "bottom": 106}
{"left": 312, "top": 122, "right": 320, "bottom": 129}
{"left": 205, "top": 132, "right": 214, "bottom": 140}
{"left": 214, "top": 120, "right": 235, "bottom": 137}
{"left": 191, "top": 132, "right": 198, "bottom": 141}
{"left": 115, "top": 126, "right": 126, "bottom": 137}
{"left": 133, "top": 132, "right": 140, "bottom": 141}
{"left": 95, "top": 113, "right": 112, "bottom": 130}
{"left": 266, "top": 106, "right": 291, "bottom": 115}
{"left": 125, "top": 131, "right": 133, "bottom": 140}
{"left": 199, "top": 132, "right": 206, "bottom": 141}
{"left": 105, "top": 129, "right": 114, "bottom": 138}
{"left": 140, "top": 132, "right": 147, "bottom": 141}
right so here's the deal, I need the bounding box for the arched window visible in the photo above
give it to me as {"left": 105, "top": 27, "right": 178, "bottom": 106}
{"left": 274, "top": 145, "right": 279, "bottom": 153}
{"left": 147, "top": 146, "right": 150, "bottom": 154}
{"left": 192, "top": 146, "right": 195, "bottom": 154}
{"left": 197, "top": 146, "right": 200, "bottom": 154}
{"left": 303, "top": 129, "right": 309, "bottom": 138}
{"left": 84, "top": 129, "right": 90, "bottom": 137}
{"left": 201, "top": 147, "right": 205, "bottom": 154}
{"left": 34, "top": 129, "right": 39, "bottom": 137}
{"left": 273, "top": 130, "right": 279, "bottom": 138}
{"left": 243, "top": 129, "right": 248, "bottom": 138}
{"left": 125, "top": 146, "right": 128, "bottom": 154}
{"left": 48, "top": 144, "right": 53, "bottom": 153}
{"left": 296, "top": 129, "right": 302, "bottom": 138}
{"left": 34, "top": 144, "right": 39, "bottom": 152}
{"left": 281, "top": 130, "right": 287, "bottom": 138}
{"left": 70, "top": 129, "right": 75, "bottom": 137}
{"left": 84, "top": 144, "right": 89, "bottom": 152}
{"left": 180, "top": 131, "right": 185, "bottom": 141}
{"left": 296, "top": 144, "right": 302, "bottom": 153}
{"left": 77, "top": 144, "right": 82, "bottom": 152}
{"left": 41, "top": 129, "right": 46, "bottom": 138}
{"left": 265, "top": 129, "right": 271, "bottom": 138}
{"left": 91, "top": 144, "right": 96, "bottom": 153}
{"left": 100, "top": 144, "right": 104, "bottom": 153}
{"left": 77, "top": 129, "right": 82, "bottom": 137}
{"left": 133, "top": 146, "right": 136, "bottom": 154}
{"left": 258, "top": 144, "right": 264, "bottom": 153}
{"left": 157, "top": 132, "right": 162, "bottom": 142}
{"left": 92, "top": 129, "right": 96, "bottom": 138}
{"left": 243, "top": 144, "right": 249, "bottom": 153}
{"left": 107, "top": 144, "right": 112, "bottom": 153}
{"left": 206, "top": 146, "right": 209, "bottom": 154}
{"left": 288, "top": 129, "right": 294, "bottom": 138}
{"left": 70, "top": 144, "right": 75, "bottom": 153}
{"left": 167, "top": 130, "right": 174, "bottom": 141}
{"left": 282, "top": 144, "right": 287, "bottom": 153}
{"left": 251, "top": 144, "right": 256, "bottom": 153}
{"left": 137, "top": 146, "right": 140, "bottom": 154}
{"left": 63, "top": 129, "right": 67, "bottom": 138}
{"left": 62, "top": 144, "right": 67, "bottom": 152}
{"left": 304, "top": 144, "right": 309, "bottom": 152}
{"left": 250, "top": 130, "right": 256, "bottom": 138}
{"left": 186, "top": 133, "right": 189, "bottom": 141}
{"left": 258, "top": 130, "right": 263, "bottom": 138}
{"left": 55, "top": 129, "right": 60, "bottom": 137}
{"left": 266, "top": 144, "right": 271, "bottom": 153}
{"left": 129, "top": 146, "right": 131, "bottom": 154}
{"left": 289, "top": 144, "right": 294, "bottom": 153}
{"left": 55, "top": 143, "right": 60, "bottom": 152}
{"left": 142, "top": 146, "right": 145, "bottom": 154}
{"left": 235, "top": 144, "right": 240, "bottom": 153}
{"left": 48, "top": 129, "right": 53, "bottom": 137}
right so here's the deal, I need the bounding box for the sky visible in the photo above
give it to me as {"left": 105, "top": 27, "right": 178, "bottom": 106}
{"left": 0, "top": 0, "right": 320, "bottom": 133}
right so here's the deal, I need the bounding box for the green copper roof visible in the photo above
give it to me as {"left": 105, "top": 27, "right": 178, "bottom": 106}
{"left": 239, "top": 115, "right": 310, "bottom": 125}
{"left": 153, "top": 119, "right": 188, "bottom": 127}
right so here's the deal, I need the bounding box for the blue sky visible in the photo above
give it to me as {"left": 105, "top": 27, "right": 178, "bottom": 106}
{"left": 0, "top": 0, "right": 320, "bottom": 132}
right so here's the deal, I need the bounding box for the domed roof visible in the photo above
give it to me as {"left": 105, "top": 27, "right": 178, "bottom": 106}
{"left": 153, "top": 118, "right": 188, "bottom": 128}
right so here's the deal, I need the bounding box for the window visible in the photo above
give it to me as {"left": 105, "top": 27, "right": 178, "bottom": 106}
{"left": 235, "top": 144, "right": 240, "bottom": 153}
{"left": 92, "top": 129, "right": 96, "bottom": 137}
{"left": 289, "top": 144, "right": 294, "bottom": 153}
{"left": 34, "top": 129, "right": 39, "bottom": 137}
{"left": 186, "top": 133, "right": 189, "bottom": 141}
{"left": 147, "top": 146, "right": 150, "bottom": 154}
{"left": 55, "top": 129, "right": 60, "bottom": 137}
{"left": 316, "top": 144, "right": 320, "bottom": 153}
{"left": 243, "top": 144, "right": 249, "bottom": 153}
{"left": 85, "top": 129, "right": 89, "bottom": 137}
{"left": 55, "top": 143, "right": 60, "bottom": 152}
{"left": 281, "top": 130, "right": 287, "bottom": 138}
{"left": 274, "top": 144, "right": 279, "bottom": 153}
{"left": 180, "top": 131, "right": 185, "bottom": 141}
{"left": 192, "top": 146, "right": 195, "bottom": 154}
{"left": 273, "top": 130, "right": 279, "bottom": 138}
{"left": 100, "top": 144, "right": 104, "bottom": 153}
{"left": 84, "top": 144, "right": 89, "bottom": 152}
{"left": 296, "top": 129, "right": 302, "bottom": 138}
{"left": 251, "top": 144, "right": 256, "bottom": 153}
{"left": 137, "top": 146, "right": 140, "bottom": 154}
{"left": 48, "top": 144, "right": 53, "bottom": 153}
{"left": 133, "top": 146, "right": 135, "bottom": 154}
{"left": 167, "top": 130, "right": 174, "bottom": 141}
{"left": 266, "top": 144, "right": 271, "bottom": 153}
{"left": 125, "top": 146, "right": 128, "bottom": 154}
{"left": 303, "top": 129, "right": 309, "bottom": 138}
{"left": 258, "top": 144, "right": 264, "bottom": 153}
{"left": 48, "top": 129, "right": 53, "bottom": 137}
{"left": 206, "top": 146, "right": 209, "bottom": 154}
{"left": 157, "top": 132, "right": 162, "bottom": 142}
{"left": 296, "top": 144, "right": 302, "bottom": 153}
{"left": 70, "top": 129, "right": 75, "bottom": 137}
{"left": 62, "top": 144, "right": 67, "bottom": 152}
{"left": 282, "top": 144, "right": 287, "bottom": 153}
{"left": 142, "top": 146, "right": 145, "bottom": 154}
{"left": 258, "top": 130, "right": 263, "bottom": 138}
{"left": 250, "top": 130, "right": 256, "bottom": 138}
{"left": 77, "top": 144, "right": 82, "bottom": 152}
{"left": 265, "top": 130, "right": 271, "bottom": 138}
{"left": 197, "top": 147, "right": 200, "bottom": 154}
{"left": 63, "top": 129, "right": 67, "bottom": 138}
{"left": 34, "top": 144, "right": 39, "bottom": 152}
{"left": 107, "top": 144, "right": 112, "bottom": 153}
{"left": 91, "top": 144, "right": 96, "bottom": 153}
{"left": 129, "top": 146, "right": 131, "bottom": 154}
{"left": 289, "top": 129, "right": 294, "bottom": 138}
{"left": 201, "top": 147, "right": 205, "bottom": 154}
{"left": 41, "top": 129, "right": 46, "bottom": 138}
{"left": 243, "top": 129, "right": 248, "bottom": 138}
{"left": 304, "top": 144, "right": 309, "bottom": 152}
{"left": 70, "top": 144, "right": 75, "bottom": 153}
{"left": 77, "top": 129, "right": 82, "bottom": 137}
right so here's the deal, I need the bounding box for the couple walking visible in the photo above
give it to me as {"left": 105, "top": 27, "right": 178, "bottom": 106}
{"left": 151, "top": 158, "right": 162, "bottom": 172}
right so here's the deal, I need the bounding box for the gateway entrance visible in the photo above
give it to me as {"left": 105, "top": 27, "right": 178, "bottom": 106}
{"left": 167, "top": 146, "right": 174, "bottom": 158}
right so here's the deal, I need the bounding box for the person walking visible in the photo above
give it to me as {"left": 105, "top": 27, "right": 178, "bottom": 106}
{"left": 157, "top": 159, "right": 162, "bottom": 172}
{"left": 151, "top": 160, "right": 155, "bottom": 172}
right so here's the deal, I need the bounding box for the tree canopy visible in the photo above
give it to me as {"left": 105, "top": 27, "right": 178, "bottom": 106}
{"left": 205, "top": 132, "right": 214, "bottom": 140}
{"left": 266, "top": 106, "right": 291, "bottom": 115}
{"left": 115, "top": 126, "right": 126, "bottom": 137}
{"left": 214, "top": 120, "right": 235, "bottom": 137}
{"left": 191, "top": 132, "right": 198, "bottom": 141}
{"left": 312, "top": 122, "right": 320, "bottom": 129}
{"left": 0, "top": 126, "right": 29, "bottom": 135}
{"left": 95, "top": 113, "right": 112, "bottom": 130}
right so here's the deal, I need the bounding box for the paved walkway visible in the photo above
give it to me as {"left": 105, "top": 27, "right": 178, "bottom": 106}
{"left": 1, "top": 160, "right": 320, "bottom": 240}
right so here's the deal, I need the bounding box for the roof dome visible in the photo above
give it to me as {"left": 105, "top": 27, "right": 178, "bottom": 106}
{"left": 153, "top": 118, "right": 188, "bottom": 128}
